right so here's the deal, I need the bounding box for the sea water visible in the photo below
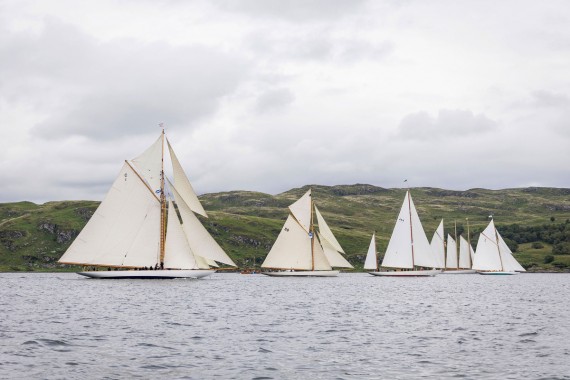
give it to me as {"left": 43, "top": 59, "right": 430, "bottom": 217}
{"left": 0, "top": 272, "right": 569, "bottom": 379}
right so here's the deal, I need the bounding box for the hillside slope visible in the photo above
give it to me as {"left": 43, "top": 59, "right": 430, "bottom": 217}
{"left": 1, "top": 185, "right": 569, "bottom": 272}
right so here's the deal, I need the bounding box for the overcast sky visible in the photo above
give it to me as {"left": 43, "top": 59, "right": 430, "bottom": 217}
{"left": 1, "top": 0, "right": 569, "bottom": 203}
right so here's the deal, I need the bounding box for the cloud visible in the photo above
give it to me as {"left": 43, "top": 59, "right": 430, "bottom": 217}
{"left": 218, "top": 0, "right": 367, "bottom": 22}
{"left": 0, "top": 18, "right": 250, "bottom": 140}
{"left": 398, "top": 109, "right": 497, "bottom": 140}
{"left": 531, "top": 90, "right": 569, "bottom": 108}
{"left": 255, "top": 88, "right": 295, "bottom": 113}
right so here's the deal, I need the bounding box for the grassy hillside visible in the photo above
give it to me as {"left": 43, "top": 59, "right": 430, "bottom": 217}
{"left": 1, "top": 185, "right": 569, "bottom": 272}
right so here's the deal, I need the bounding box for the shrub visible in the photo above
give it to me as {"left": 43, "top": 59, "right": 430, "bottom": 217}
{"left": 531, "top": 242, "right": 544, "bottom": 249}
{"left": 544, "top": 255, "right": 554, "bottom": 264}
{"left": 552, "top": 242, "right": 570, "bottom": 255}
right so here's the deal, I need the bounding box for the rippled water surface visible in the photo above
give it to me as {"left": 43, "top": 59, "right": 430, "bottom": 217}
{"left": 1, "top": 273, "right": 569, "bottom": 379}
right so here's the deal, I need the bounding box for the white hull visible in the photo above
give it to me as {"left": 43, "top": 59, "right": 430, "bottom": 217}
{"left": 262, "top": 270, "right": 340, "bottom": 277}
{"left": 477, "top": 271, "right": 519, "bottom": 275}
{"left": 441, "top": 269, "right": 477, "bottom": 274}
{"left": 77, "top": 269, "right": 215, "bottom": 279}
{"left": 369, "top": 269, "right": 439, "bottom": 277}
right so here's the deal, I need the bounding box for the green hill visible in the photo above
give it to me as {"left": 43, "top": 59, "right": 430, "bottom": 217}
{"left": 1, "top": 185, "right": 569, "bottom": 272}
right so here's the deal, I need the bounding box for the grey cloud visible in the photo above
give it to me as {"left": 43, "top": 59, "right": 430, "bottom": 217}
{"left": 398, "top": 109, "right": 497, "bottom": 140}
{"left": 1, "top": 19, "right": 250, "bottom": 140}
{"left": 255, "top": 88, "right": 295, "bottom": 112}
{"left": 247, "top": 32, "right": 393, "bottom": 63}
{"left": 218, "top": 0, "right": 367, "bottom": 22}
{"left": 531, "top": 90, "right": 569, "bottom": 108}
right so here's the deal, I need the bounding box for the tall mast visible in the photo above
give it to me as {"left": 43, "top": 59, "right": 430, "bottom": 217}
{"left": 493, "top": 220, "right": 505, "bottom": 271}
{"left": 159, "top": 125, "right": 166, "bottom": 265}
{"left": 454, "top": 220, "right": 458, "bottom": 269}
{"left": 407, "top": 190, "right": 415, "bottom": 269}
{"left": 310, "top": 190, "right": 315, "bottom": 271}
{"left": 374, "top": 231, "right": 378, "bottom": 271}
{"left": 466, "top": 218, "right": 472, "bottom": 268}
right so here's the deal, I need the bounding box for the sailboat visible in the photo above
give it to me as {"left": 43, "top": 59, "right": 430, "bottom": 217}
{"left": 369, "top": 191, "right": 439, "bottom": 277}
{"left": 472, "top": 219, "right": 525, "bottom": 275}
{"left": 441, "top": 220, "right": 476, "bottom": 274}
{"left": 363, "top": 233, "right": 379, "bottom": 272}
{"left": 58, "top": 129, "right": 237, "bottom": 279}
{"left": 261, "top": 189, "right": 353, "bottom": 277}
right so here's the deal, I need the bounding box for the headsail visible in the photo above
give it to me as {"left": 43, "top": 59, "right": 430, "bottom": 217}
{"left": 446, "top": 234, "right": 458, "bottom": 269}
{"left": 318, "top": 233, "right": 353, "bottom": 268}
{"left": 164, "top": 201, "right": 199, "bottom": 269}
{"left": 458, "top": 236, "right": 473, "bottom": 269}
{"left": 173, "top": 184, "right": 236, "bottom": 267}
{"left": 430, "top": 220, "right": 445, "bottom": 269}
{"left": 167, "top": 139, "right": 207, "bottom": 217}
{"left": 314, "top": 205, "right": 345, "bottom": 253}
{"left": 497, "top": 232, "right": 526, "bottom": 272}
{"left": 363, "top": 233, "right": 378, "bottom": 270}
{"left": 473, "top": 220, "right": 503, "bottom": 271}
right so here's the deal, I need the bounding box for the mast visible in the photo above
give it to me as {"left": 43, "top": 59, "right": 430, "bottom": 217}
{"left": 310, "top": 192, "right": 315, "bottom": 271}
{"left": 407, "top": 190, "right": 415, "bottom": 269}
{"left": 466, "top": 218, "right": 472, "bottom": 267}
{"left": 159, "top": 125, "right": 166, "bottom": 265}
{"left": 454, "top": 220, "right": 458, "bottom": 269}
{"left": 374, "top": 231, "right": 379, "bottom": 271}
{"left": 493, "top": 220, "right": 505, "bottom": 271}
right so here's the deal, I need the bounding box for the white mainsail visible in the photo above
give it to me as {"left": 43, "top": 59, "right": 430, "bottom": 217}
{"left": 446, "top": 234, "right": 458, "bottom": 269}
{"left": 167, "top": 139, "right": 207, "bottom": 217}
{"left": 381, "top": 191, "right": 436, "bottom": 269}
{"left": 381, "top": 192, "right": 415, "bottom": 269}
{"left": 131, "top": 134, "right": 163, "bottom": 194}
{"left": 473, "top": 220, "right": 525, "bottom": 272}
{"left": 261, "top": 215, "right": 314, "bottom": 270}
{"left": 458, "top": 235, "right": 473, "bottom": 269}
{"left": 363, "top": 233, "right": 378, "bottom": 270}
{"left": 288, "top": 190, "right": 312, "bottom": 232}
{"left": 59, "top": 162, "right": 161, "bottom": 267}
{"left": 430, "top": 220, "right": 445, "bottom": 269}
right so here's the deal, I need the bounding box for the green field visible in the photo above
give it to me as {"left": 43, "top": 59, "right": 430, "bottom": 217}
{"left": 1, "top": 185, "right": 569, "bottom": 272}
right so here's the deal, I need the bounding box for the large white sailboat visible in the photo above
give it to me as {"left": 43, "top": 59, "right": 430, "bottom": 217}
{"left": 363, "top": 233, "right": 379, "bottom": 272}
{"left": 370, "top": 191, "right": 439, "bottom": 277}
{"left": 472, "top": 219, "right": 526, "bottom": 275}
{"left": 261, "top": 189, "right": 353, "bottom": 277}
{"left": 58, "top": 129, "right": 236, "bottom": 279}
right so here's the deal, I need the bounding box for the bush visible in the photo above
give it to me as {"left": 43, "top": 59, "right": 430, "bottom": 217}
{"left": 544, "top": 255, "right": 554, "bottom": 264}
{"left": 552, "top": 242, "right": 570, "bottom": 255}
{"left": 531, "top": 242, "right": 544, "bottom": 249}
